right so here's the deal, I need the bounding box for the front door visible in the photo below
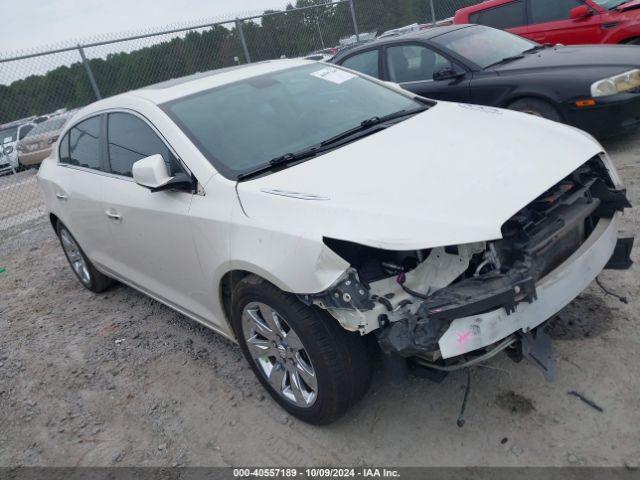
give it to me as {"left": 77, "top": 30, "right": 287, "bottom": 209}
{"left": 526, "top": 0, "right": 603, "bottom": 45}
{"left": 383, "top": 43, "right": 471, "bottom": 103}
{"left": 99, "top": 111, "right": 209, "bottom": 320}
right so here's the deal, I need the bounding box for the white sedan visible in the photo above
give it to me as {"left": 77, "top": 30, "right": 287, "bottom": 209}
{"left": 38, "top": 59, "right": 633, "bottom": 424}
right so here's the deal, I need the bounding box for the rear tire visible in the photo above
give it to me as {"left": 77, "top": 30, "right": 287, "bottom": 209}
{"left": 624, "top": 38, "right": 640, "bottom": 45}
{"left": 508, "top": 98, "right": 562, "bottom": 123}
{"left": 56, "top": 223, "right": 115, "bottom": 293}
{"left": 231, "top": 275, "right": 372, "bottom": 424}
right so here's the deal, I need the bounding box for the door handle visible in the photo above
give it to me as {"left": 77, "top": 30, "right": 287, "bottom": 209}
{"left": 55, "top": 193, "right": 68, "bottom": 201}
{"left": 105, "top": 211, "right": 122, "bottom": 221}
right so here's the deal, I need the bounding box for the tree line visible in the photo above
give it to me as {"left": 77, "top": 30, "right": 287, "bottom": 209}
{"left": 0, "top": 0, "right": 480, "bottom": 124}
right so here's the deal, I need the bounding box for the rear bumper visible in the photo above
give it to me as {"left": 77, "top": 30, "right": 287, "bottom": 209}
{"left": 437, "top": 214, "right": 620, "bottom": 359}
{"left": 563, "top": 92, "right": 640, "bottom": 138}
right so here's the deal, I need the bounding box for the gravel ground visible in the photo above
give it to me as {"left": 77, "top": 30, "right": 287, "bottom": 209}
{"left": 0, "top": 132, "right": 639, "bottom": 467}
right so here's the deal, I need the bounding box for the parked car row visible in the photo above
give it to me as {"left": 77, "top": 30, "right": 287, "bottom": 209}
{"left": 25, "top": 2, "right": 639, "bottom": 425}
{"left": 0, "top": 109, "right": 75, "bottom": 175}
{"left": 331, "top": 24, "right": 640, "bottom": 138}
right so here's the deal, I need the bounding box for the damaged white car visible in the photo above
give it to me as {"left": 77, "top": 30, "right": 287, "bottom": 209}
{"left": 38, "top": 60, "right": 634, "bottom": 424}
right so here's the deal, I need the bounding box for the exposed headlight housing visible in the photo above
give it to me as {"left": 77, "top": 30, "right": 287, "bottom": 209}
{"left": 591, "top": 69, "right": 640, "bottom": 97}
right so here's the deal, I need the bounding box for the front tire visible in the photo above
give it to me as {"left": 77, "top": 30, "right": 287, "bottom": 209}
{"left": 57, "top": 223, "right": 115, "bottom": 293}
{"left": 231, "top": 275, "right": 372, "bottom": 424}
{"left": 624, "top": 38, "right": 640, "bottom": 45}
{"left": 508, "top": 98, "right": 562, "bottom": 123}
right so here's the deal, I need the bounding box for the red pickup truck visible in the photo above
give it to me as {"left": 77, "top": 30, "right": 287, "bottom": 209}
{"left": 454, "top": 0, "right": 640, "bottom": 46}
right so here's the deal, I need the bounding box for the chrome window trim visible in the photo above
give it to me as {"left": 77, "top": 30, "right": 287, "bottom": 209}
{"left": 57, "top": 107, "right": 195, "bottom": 182}
{"left": 57, "top": 163, "right": 135, "bottom": 182}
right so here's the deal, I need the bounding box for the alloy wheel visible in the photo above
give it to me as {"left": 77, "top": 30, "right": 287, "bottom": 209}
{"left": 241, "top": 301, "right": 318, "bottom": 407}
{"left": 60, "top": 229, "right": 91, "bottom": 286}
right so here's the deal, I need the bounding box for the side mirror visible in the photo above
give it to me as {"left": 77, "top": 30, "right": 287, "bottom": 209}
{"left": 433, "top": 66, "right": 464, "bottom": 81}
{"left": 132, "top": 154, "right": 194, "bottom": 193}
{"left": 570, "top": 5, "right": 591, "bottom": 19}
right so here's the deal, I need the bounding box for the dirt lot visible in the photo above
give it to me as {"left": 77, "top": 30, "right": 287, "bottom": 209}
{"left": 1, "top": 132, "right": 639, "bottom": 467}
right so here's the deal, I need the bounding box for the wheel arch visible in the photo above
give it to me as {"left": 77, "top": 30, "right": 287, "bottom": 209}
{"left": 619, "top": 37, "right": 640, "bottom": 45}
{"left": 502, "top": 94, "right": 565, "bottom": 122}
{"left": 49, "top": 213, "right": 60, "bottom": 232}
{"left": 218, "top": 269, "right": 253, "bottom": 334}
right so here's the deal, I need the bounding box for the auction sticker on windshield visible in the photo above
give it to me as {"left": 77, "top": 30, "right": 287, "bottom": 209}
{"left": 311, "top": 67, "right": 356, "bottom": 84}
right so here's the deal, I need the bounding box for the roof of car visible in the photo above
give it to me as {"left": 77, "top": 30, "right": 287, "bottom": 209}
{"left": 130, "top": 58, "right": 313, "bottom": 104}
{"left": 62, "top": 58, "right": 341, "bottom": 123}
{"left": 455, "top": 0, "right": 516, "bottom": 16}
{"left": 333, "top": 24, "right": 472, "bottom": 58}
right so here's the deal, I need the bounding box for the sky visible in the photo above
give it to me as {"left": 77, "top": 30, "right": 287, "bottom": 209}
{"left": 0, "top": 0, "right": 291, "bottom": 55}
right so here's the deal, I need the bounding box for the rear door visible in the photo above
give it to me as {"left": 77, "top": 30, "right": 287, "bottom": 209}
{"left": 55, "top": 115, "right": 114, "bottom": 270}
{"left": 382, "top": 42, "right": 471, "bottom": 102}
{"left": 99, "top": 111, "right": 209, "bottom": 319}
{"left": 338, "top": 47, "right": 382, "bottom": 79}
{"left": 468, "top": 0, "right": 530, "bottom": 38}
{"left": 526, "top": 0, "right": 602, "bottom": 44}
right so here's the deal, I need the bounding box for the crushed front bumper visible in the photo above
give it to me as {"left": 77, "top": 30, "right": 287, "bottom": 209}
{"left": 437, "top": 214, "right": 621, "bottom": 359}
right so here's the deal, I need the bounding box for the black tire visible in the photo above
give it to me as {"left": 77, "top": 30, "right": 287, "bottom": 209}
{"left": 625, "top": 38, "right": 640, "bottom": 45}
{"left": 56, "top": 223, "right": 115, "bottom": 293}
{"left": 508, "top": 98, "right": 562, "bottom": 123}
{"left": 231, "top": 275, "right": 372, "bottom": 425}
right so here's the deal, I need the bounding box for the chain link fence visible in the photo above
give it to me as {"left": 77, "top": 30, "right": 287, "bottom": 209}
{"left": 0, "top": 0, "right": 483, "bottom": 259}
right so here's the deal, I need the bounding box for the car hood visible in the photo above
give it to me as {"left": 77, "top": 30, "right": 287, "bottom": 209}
{"left": 236, "top": 101, "right": 602, "bottom": 251}
{"left": 493, "top": 45, "right": 640, "bottom": 73}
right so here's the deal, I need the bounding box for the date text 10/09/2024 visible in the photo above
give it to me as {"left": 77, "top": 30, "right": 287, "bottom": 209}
{"left": 233, "top": 468, "right": 401, "bottom": 478}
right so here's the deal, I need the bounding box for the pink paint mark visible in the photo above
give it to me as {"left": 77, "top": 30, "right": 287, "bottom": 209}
{"left": 457, "top": 331, "right": 472, "bottom": 344}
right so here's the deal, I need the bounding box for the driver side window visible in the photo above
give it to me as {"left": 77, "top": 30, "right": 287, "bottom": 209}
{"left": 529, "top": 0, "right": 584, "bottom": 24}
{"left": 386, "top": 45, "right": 453, "bottom": 83}
{"left": 106, "top": 112, "right": 180, "bottom": 177}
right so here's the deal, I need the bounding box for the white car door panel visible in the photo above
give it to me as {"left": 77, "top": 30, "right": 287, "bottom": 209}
{"left": 100, "top": 111, "right": 210, "bottom": 320}
{"left": 101, "top": 178, "right": 208, "bottom": 316}
{"left": 53, "top": 166, "right": 111, "bottom": 267}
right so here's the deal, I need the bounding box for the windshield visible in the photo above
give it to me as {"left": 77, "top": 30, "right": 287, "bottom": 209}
{"left": 432, "top": 25, "right": 536, "bottom": 69}
{"left": 1, "top": 127, "right": 19, "bottom": 144}
{"left": 18, "top": 124, "right": 34, "bottom": 140}
{"left": 163, "top": 64, "right": 422, "bottom": 179}
{"left": 591, "top": 0, "right": 629, "bottom": 8}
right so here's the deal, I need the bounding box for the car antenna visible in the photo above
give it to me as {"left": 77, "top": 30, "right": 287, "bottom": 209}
{"left": 456, "top": 368, "right": 472, "bottom": 428}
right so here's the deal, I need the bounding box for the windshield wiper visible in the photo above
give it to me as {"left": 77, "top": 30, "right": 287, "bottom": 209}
{"left": 236, "top": 106, "right": 428, "bottom": 181}
{"left": 319, "top": 106, "right": 428, "bottom": 148}
{"left": 484, "top": 54, "right": 525, "bottom": 69}
{"left": 522, "top": 44, "right": 547, "bottom": 54}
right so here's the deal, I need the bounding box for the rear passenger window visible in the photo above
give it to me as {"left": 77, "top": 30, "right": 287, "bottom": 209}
{"left": 529, "top": 0, "right": 583, "bottom": 24}
{"left": 64, "top": 117, "right": 102, "bottom": 170}
{"left": 340, "top": 50, "right": 380, "bottom": 78}
{"left": 469, "top": 1, "right": 527, "bottom": 30}
{"left": 107, "top": 112, "right": 179, "bottom": 177}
